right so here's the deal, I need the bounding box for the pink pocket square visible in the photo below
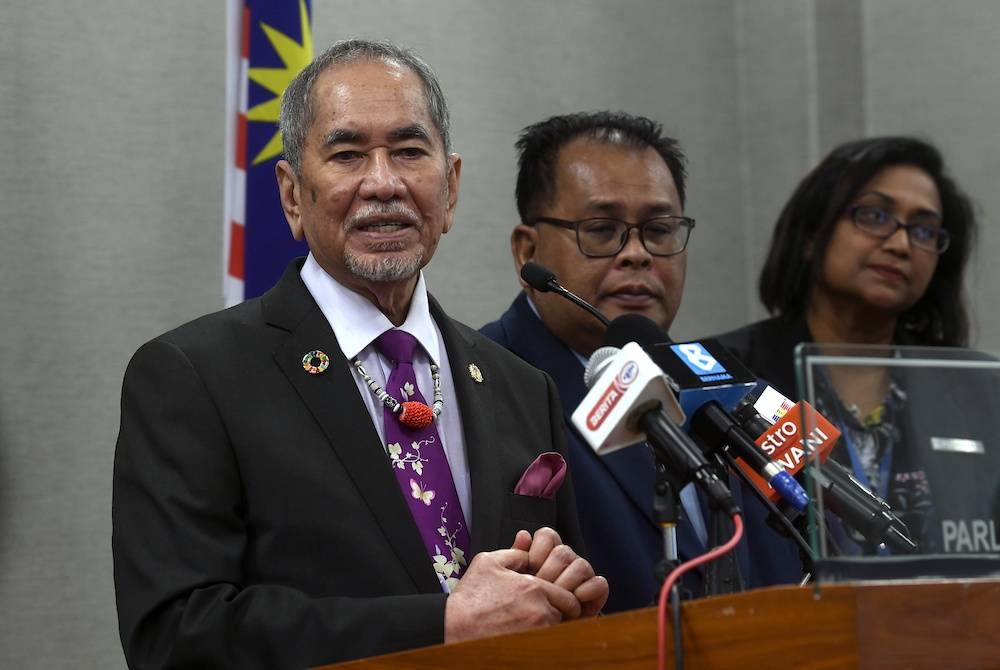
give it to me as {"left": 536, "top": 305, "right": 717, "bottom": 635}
{"left": 514, "top": 452, "right": 567, "bottom": 499}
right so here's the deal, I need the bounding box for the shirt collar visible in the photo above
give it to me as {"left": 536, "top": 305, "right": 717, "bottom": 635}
{"left": 300, "top": 253, "right": 441, "bottom": 363}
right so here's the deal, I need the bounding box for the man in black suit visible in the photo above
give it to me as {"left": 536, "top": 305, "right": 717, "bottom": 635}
{"left": 112, "top": 40, "right": 606, "bottom": 670}
{"left": 481, "top": 112, "right": 804, "bottom": 613}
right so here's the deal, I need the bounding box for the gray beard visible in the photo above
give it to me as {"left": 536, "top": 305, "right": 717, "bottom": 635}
{"left": 344, "top": 250, "right": 423, "bottom": 283}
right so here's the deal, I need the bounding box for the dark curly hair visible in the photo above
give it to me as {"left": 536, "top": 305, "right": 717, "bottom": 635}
{"left": 758, "top": 136, "right": 977, "bottom": 346}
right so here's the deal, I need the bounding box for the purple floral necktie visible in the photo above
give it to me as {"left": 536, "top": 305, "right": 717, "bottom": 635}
{"left": 375, "top": 329, "right": 470, "bottom": 591}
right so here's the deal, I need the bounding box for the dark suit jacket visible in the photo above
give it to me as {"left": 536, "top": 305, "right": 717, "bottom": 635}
{"left": 715, "top": 315, "right": 807, "bottom": 398}
{"left": 481, "top": 294, "right": 804, "bottom": 612}
{"left": 112, "top": 261, "right": 584, "bottom": 669}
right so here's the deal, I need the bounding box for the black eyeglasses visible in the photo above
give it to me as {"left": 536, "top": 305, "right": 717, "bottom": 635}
{"left": 529, "top": 216, "right": 695, "bottom": 258}
{"left": 848, "top": 205, "right": 950, "bottom": 254}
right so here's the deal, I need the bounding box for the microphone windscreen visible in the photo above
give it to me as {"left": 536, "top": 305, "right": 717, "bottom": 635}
{"left": 604, "top": 313, "right": 672, "bottom": 349}
{"left": 583, "top": 346, "right": 620, "bottom": 389}
{"left": 520, "top": 262, "right": 556, "bottom": 292}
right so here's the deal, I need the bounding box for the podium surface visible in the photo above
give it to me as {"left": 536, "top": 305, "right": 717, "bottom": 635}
{"left": 317, "top": 579, "right": 1000, "bottom": 669}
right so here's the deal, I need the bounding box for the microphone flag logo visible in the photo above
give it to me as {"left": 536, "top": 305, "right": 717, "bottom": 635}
{"left": 585, "top": 359, "right": 638, "bottom": 431}
{"left": 670, "top": 342, "right": 735, "bottom": 383}
{"left": 672, "top": 343, "right": 724, "bottom": 373}
{"left": 572, "top": 342, "right": 684, "bottom": 455}
{"left": 734, "top": 402, "right": 841, "bottom": 501}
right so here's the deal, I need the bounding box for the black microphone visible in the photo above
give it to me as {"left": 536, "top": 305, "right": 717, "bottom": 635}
{"left": 605, "top": 314, "right": 757, "bottom": 417}
{"left": 736, "top": 392, "right": 917, "bottom": 554}
{"left": 520, "top": 261, "right": 610, "bottom": 327}
{"left": 605, "top": 314, "right": 810, "bottom": 511}
{"left": 574, "top": 345, "right": 739, "bottom": 515}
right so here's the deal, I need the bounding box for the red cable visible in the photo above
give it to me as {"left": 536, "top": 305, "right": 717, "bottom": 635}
{"left": 657, "top": 513, "right": 744, "bottom": 670}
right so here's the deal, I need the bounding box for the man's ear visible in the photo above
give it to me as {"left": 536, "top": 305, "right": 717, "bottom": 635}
{"left": 275, "top": 159, "right": 304, "bottom": 241}
{"left": 511, "top": 224, "right": 538, "bottom": 289}
{"left": 442, "top": 153, "right": 462, "bottom": 234}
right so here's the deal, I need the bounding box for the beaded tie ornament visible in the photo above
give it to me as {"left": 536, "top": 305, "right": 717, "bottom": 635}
{"left": 352, "top": 358, "right": 443, "bottom": 429}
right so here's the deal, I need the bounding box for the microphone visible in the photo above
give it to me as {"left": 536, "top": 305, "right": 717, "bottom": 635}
{"left": 571, "top": 343, "right": 738, "bottom": 514}
{"left": 520, "top": 261, "right": 610, "bottom": 327}
{"left": 739, "top": 387, "right": 918, "bottom": 554}
{"left": 732, "top": 396, "right": 839, "bottom": 503}
{"left": 690, "top": 403, "right": 810, "bottom": 512}
{"left": 605, "top": 313, "right": 757, "bottom": 419}
{"left": 604, "top": 314, "right": 809, "bottom": 511}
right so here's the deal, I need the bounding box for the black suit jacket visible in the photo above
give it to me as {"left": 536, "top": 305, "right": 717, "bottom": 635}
{"left": 715, "top": 315, "right": 808, "bottom": 398}
{"left": 112, "top": 261, "right": 583, "bottom": 669}
{"left": 482, "top": 294, "right": 804, "bottom": 612}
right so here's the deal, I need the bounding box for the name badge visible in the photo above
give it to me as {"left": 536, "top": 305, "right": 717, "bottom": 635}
{"left": 930, "top": 437, "right": 985, "bottom": 455}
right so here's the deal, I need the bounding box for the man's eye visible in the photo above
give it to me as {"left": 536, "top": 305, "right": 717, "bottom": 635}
{"left": 397, "top": 147, "right": 426, "bottom": 159}
{"left": 582, "top": 221, "right": 620, "bottom": 239}
{"left": 331, "top": 151, "right": 363, "bottom": 162}
{"left": 643, "top": 221, "right": 677, "bottom": 239}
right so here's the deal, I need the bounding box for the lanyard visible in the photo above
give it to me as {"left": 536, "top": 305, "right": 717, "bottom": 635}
{"left": 837, "top": 417, "right": 894, "bottom": 499}
{"left": 827, "top": 388, "right": 897, "bottom": 555}
{"left": 820, "top": 370, "right": 896, "bottom": 498}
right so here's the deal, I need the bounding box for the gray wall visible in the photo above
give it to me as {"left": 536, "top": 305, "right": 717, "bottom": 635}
{"left": 1, "top": 1, "right": 996, "bottom": 666}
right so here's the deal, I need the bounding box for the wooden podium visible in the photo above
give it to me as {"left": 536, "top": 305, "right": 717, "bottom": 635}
{"left": 316, "top": 579, "right": 1000, "bottom": 669}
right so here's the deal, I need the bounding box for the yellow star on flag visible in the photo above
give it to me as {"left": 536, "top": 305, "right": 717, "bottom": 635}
{"left": 246, "top": 0, "right": 313, "bottom": 165}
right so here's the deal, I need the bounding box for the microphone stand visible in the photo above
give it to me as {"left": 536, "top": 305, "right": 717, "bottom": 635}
{"left": 692, "top": 407, "right": 818, "bottom": 577}
{"left": 652, "top": 462, "right": 683, "bottom": 592}
{"left": 652, "top": 462, "right": 687, "bottom": 670}
{"left": 703, "top": 454, "right": 745, "bottom": 596}
{"left": 716, "top": 448, "right": 817, "bottom": 578}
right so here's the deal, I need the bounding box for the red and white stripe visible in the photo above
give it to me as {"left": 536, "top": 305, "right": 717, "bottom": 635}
{"left": 223, "top": 0, "right": 249, "bottom": 306}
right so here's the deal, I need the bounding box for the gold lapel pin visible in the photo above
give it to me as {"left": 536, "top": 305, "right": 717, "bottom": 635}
{"left": 468, "top": 363, "right": 483, "bottom": 383}
{"left": 302, "top": 350, "right": 330, "bottom": 374}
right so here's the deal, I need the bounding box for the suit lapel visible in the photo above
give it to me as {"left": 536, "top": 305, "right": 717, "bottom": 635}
{"left": 263, "top": 263, "right": 440, "bottom": 592}
{"left": 430, "top": 298, "right": 503, "bottom": 554}
{"left": 500, "top": 295, "right": 660, "bottom": 529}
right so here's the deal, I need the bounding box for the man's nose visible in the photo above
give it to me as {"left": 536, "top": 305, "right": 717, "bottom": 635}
{"left": 359, "top": 151, "right": 406, "bottom": 201}
{"left": 616, "top": 227, "right": 653, "bottom": 267}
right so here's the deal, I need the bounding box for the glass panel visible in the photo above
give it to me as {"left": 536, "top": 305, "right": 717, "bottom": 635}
{"left": 794, "top": 344, "right": 1000, "bottom": 584}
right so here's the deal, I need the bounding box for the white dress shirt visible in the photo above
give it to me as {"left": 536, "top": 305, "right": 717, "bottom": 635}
{"left": 300, "top": 254, "right": 472, "bottom": 529}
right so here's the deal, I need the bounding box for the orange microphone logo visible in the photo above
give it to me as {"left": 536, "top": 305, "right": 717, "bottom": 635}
{"left": 735, "top": 402, "right": 841, "bottom": 501}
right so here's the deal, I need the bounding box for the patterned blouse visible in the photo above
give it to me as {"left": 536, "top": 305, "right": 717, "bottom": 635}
{"left": 815, "top": 376, "right": 938, "bottom": 554}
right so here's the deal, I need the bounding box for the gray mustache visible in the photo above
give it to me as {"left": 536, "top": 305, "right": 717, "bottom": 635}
{"left": 346, "top": 204, "right": 421, "bottom": 229}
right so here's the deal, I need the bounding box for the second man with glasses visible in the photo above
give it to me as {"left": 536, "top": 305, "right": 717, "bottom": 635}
{"left": 482, "top": 111, "right": 804, "bottom": 612}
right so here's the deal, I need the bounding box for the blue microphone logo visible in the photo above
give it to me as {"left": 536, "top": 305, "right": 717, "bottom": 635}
{"left": 617, "top": 360, "right": 640, "bottom": 387}
{"left": 671, "top": 343, "right": 733, "bottom": 382}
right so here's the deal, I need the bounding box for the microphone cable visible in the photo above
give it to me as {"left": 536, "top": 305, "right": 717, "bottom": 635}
{"left": 657, "top": 513, "right": 744, "bottom": 670}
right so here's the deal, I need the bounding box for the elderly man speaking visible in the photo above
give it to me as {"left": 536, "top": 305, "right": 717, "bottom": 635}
{"left": 113, "top": 39, "right": 606, "bottom": 670}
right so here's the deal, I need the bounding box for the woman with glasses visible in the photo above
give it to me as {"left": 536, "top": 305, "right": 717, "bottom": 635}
{"left": 717, "top": 135, "right": 982, "bottom": 556}
{"left": 739, "top": 135, "right": 974, "bottom": 351}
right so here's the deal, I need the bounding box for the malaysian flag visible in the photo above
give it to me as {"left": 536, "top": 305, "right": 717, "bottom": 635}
{"left": 224, "top": 0, "right": 313, "bottom": 306}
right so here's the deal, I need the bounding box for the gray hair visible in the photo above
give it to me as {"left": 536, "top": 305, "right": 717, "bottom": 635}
{"left": 278, "top": 39, "right": 452, "bottom": 174}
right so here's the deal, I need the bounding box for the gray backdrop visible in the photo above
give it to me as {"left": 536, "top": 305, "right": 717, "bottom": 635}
{"left": 1, "top": 1, "right": 997, "bottom": 666}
